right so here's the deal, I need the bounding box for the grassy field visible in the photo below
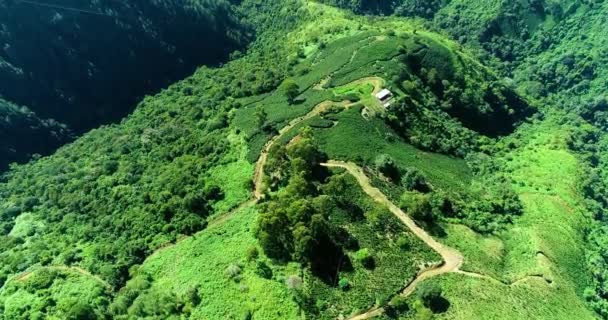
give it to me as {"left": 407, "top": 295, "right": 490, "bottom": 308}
{"left": 127, "top": 205, "right": 302, "bottom": 320}
{"left": 207, "top": 133, "right": 254, "bottom": 215}
{"left": 312, "top": 105, "right": 471, "bottom": 191}
{"left": 402, "top": 272, "right": 595, "bottom": 320}
{"left": 429, "top": 115, "right": 596, "bottom": 319}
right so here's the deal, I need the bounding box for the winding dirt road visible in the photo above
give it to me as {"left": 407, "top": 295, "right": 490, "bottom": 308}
{"left": 9, "top": 75, "right": 546, "bottom": 313}
{"left": 252, "top": 79, "right": 474, "bottom": 320}
{"left": 8, "top": 74, "right": 548, "bottom": 318}
{"left": 321, "top": 161, "right": 552, "bottom": 320}
{"left": 321, "top": 161, "right": 464, "bottom": 270}
{"left": 322, "top": 161, "right": 464, "bottom": 319}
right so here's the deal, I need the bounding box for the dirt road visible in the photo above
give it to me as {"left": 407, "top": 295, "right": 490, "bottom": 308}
{"left": 322, "top": 161, "right": 464, "bottom": 320}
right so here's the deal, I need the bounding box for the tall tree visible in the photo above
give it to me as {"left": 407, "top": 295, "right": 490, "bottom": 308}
{"left": 282, "top": 79, "right": 300, "bottom": 104}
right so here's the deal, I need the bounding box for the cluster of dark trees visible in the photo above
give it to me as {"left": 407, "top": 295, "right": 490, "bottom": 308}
{"left": 256, "top": 130, "right": 347, "bottom": 280}
{"left": 319, "top": 0, "right": 446, "bottom": 18}
{"left": 380, "top": 34, "right": 534, "bottom": 157}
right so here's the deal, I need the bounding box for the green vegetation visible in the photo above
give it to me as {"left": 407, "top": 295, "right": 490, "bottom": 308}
{"left": 257, "top": 129, "right": 438, "bottom": 318}
{"left": 108, "top": 205, "right": 301, "bottom": 320}
{"left": 310, "top": 104, "right": 523, "bottom": 234}
{"left": 1, "top": 267, "right": 111, "bottom": 320}
{"left": 312, "top": 105, "right": 471, "bottom": 191}
{"left": 319, "top": 0, "right": 445, "bottom": 18}
{"left": 0, "top": 0, "right": 251, "bottom": 132}
{"left": 1, "top": 1, "right": 608, "bottom": 319}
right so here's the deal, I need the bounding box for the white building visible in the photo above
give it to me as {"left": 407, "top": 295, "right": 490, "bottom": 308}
{"left": 375, "top": 89, "right": 393, "bottom": 108}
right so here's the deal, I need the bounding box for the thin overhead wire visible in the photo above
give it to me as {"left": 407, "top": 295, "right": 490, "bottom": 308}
{"left": 16, "top": 0, "right": 113, "bottom": 17}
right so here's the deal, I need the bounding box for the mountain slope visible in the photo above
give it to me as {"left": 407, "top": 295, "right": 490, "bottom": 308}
{"left": 0, "top": 1, "right": 606, "bottom": 319}
{"left": 0, "top": 0, "right": 252, "bottom": 170}
{"left": 0, "top": 98, "right": 72, "bottom": 171}
{"left": 0, "top": 0, "right": 251, "bottom": 131}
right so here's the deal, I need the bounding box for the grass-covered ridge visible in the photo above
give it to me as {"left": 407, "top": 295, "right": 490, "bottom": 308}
{"left": 433, "top": 115, "right": 596, "bottom": 319}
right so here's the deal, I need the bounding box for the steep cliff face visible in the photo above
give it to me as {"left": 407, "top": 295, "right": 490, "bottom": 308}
{"left": 0, "top": 0, "right": 251, "bottom": 132}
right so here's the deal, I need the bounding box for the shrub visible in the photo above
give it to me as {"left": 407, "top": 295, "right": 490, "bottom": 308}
{"left": 182, "top": 285, "right": 201, "bottom": 307}
{"left": 242, "top": 310, "right": 253, "bottom": 320}
{"left": 374, "top": 154, "right": 400, "bottom": 181}
{"left": 396, "top": 236, "right": 411, "bottom": 251}
{"left": 255, "top": 261, "right": 273, "bottom": 279}
{"left": 22, "top": 197, "right": 40, "bottom": 211}
{"left": 338, "top": 277, "right": 350, "bottom": 291}
{"left": 417, "top": 283, "right": 442, "bottom": 309}
{"left": 309, "top": 118, "right": 335, "bottom": 129}
{"left": 400, "top": 193, "right": 433, "bottom": 222}
{"left": 401, "top": 167, "right": 430, "bottom": 192}
{"left": 390, "top": 295, "right": 409, "bottom": 311}
{"left": 354, "top": 248, "right": 375, "bottom": 269}
{"left": 286, "top": 275, "right": 303, "bottom": 290}
{"left": 282, "top": 79, "right": 300, "bottom": 104}
{"left": 246, "top": 246, "right": 259, "bottom": 261}
{"left": 429, "top": 191, "right": 455, "bottom": 218}
{"left": 63, "top": 302, "right": 96, "bottom": 320}
{"left": 1, "top": 207, "right": 21, "bottom": 219}
{"left": 386, "top": 294, "right": 409, "bottom": 317}
{"left": 225, "top": 264, "right": 242, "bottom": 281}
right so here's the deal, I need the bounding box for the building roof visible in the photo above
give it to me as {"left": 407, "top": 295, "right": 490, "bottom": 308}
{"left": 375, "top": 89, "right": 392, "bottom": 101}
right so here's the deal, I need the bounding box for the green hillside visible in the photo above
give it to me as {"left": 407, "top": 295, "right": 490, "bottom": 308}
{"left": 0, "top": 0, "right": 251, "bottom": 169}
{"left": 0, "top": 0, "right": 250, "bottom": 131}
{"left": 1, "top": 0, "right": 607, "bottom": 319}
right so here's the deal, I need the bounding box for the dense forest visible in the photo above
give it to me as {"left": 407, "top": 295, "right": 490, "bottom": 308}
{"left": 0, "top": 0, "right": 251, "bottom": 170}
{"left": 0, "top": 98, "right": 72, "bottom": 170}
{"left": 318, "top": 0, "right": 446, "bottom": 18}
{"left": 1, "top": 0, "right": 608, "bottom": 319}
